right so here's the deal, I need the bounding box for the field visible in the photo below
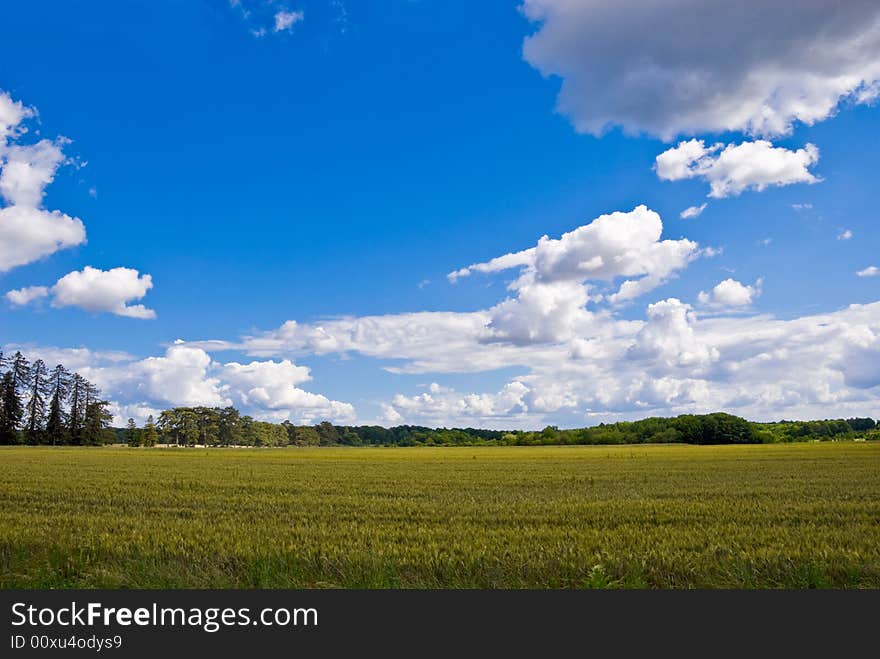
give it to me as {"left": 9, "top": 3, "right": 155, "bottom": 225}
{"left": 1, "top": 443, "right": 879, "bottom": 589}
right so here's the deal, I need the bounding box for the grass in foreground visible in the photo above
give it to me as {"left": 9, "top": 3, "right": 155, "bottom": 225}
{"left": 1, "top": 443, "right": 878, "bottom": 588}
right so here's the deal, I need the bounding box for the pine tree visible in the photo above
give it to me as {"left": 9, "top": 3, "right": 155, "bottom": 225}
{"left": 142, "top": 415, "right": 159, "bottom": 447}
{"left": 0, "top": 352, "right": 30, "bottom": 444}
{"left": 25, "top": 359, "right": 49, "bottom": 445}
{"left": 45, "top": 364, "right": 71, "bottom": 446}
{"left": 0, "top": 350, "right": 7, "bottom": 436}
{"left": 125, "top": 417, "right": 141, "bottom": 447}
{"left": 82, "top": 398, "right": 112, "bottom": 446}
{"left": 68, "top": 373, "right": 87, "bottom": 445}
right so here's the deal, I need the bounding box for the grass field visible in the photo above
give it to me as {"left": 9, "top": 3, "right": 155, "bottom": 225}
{"left": 1, "top": 443, "right": 878, "bottom": 588}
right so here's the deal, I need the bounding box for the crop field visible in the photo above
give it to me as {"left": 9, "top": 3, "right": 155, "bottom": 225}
{"left": 1, "top": 443, "right": 879, "bottom": 589}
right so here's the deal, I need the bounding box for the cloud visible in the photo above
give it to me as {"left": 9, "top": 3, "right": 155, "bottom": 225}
{"left": 698, "top": 278, "right": 763, "bottom": 308}
{"left": 5, "top": 285, "right": 49, "bottom": 306}
{"left": 627, "top": 298, "right": 719, "bottom": 369}
{"left": 0, "top": 137, "right": 68, "bottom": 207}
{"left": 0, "top": 90, "right": 86, "bottom": 272}
{"left": 222, "top": 358, "right": 355, "bottom": 422}
{"left": 133, "top": 344, "right": 227, "bottom": 408}
{"left": 274, "top": 9, "right": 304, "bottom": 32}
{"left": 450, "top": 206, "right": 705, "bottom": 310}
{"left": 680, "top": 204, "right": 707, "bottom": 219}
{"left": 381, "top": 381, "right": 532, "bottom": 427}
{"left": 0, "top": 92, "right": 33, "bottom": 141}
{"left": 838, "top": 229, "right": 853, "bottom": 241}
{"left": 656, "top": 139, "right": 820, "bottom": 198}
{"left": 521, "top": 0, "right": 880, "bottom": 139}
{"left": 9, "top": 342, "right": 355, "bottom": 425}
{"left": 231, "top": 2, "right": 303, "bottom": 37}
{"left": 9, "top": 266, "right": 157, "bottom": 318}
{"left": 18, "top": 291, "right": 880, "bottom": 428}
{"left": 857, "top": 266, "right": 879, "bottom": 277}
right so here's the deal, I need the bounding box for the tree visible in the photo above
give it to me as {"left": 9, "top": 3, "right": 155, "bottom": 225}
{"left": 194, "top": 407, "right": 220, "bottom": 446}
{"left": 293, "top": 425, "right": 320, "bottom": 447}
{"left": 219, "top": 406, "right": 242, "bottom": 446}
{"left": 142, "top": 415, "right": 159, "bottom": 447}
{"left": 0, "top": 352, "right": 29, "bottom": 444}
{"left": 0, "top": 372, "right": 21, "bottom": 444}
{"left": 82, "top": 399, "right": 113, "bottom": 445}
{"left": 158, "top": 407, "right": 199, "bottom": 446}
{"left": 45, "top": 364, "right": 71, "bottom": 445}
{"left": 316, "top": 421, "right": 340, "bottom": 446}
{"left": 25, "top": 359, "right": 49, "bottom": 445}
{"left": 68, "top": 373, "right": 88, "bottom": 445}
{"left": 125, "top": 417, "right": 141, "bottom": 447}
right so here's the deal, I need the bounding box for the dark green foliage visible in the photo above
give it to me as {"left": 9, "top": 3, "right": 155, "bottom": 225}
{"left": 45, "top": 364, "right": 71, "bottom": 446}
{"left": 25, "top": 360, "right": 49, "bottom": 445}
{"left": 125, "top": 418, "right": 141, "bottom": 447}
{"left": 142, "top": 415, "right": 158, "bottom": 447}
{"left": 109, "top": 406, "right": 877, "bottom": 448}
{"left": 0, "top": 350, "right": 107, "bottom": 446}
{"left": 0, "top": 372, "right": 21, "bottom": 444}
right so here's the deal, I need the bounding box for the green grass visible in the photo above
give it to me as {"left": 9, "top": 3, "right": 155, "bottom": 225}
{"left": 1, "top": 443, "right": 878, "bottom": 588}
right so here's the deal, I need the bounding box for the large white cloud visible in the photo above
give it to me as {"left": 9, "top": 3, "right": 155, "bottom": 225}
{"left": 656, "top": 140, "right": 821, "bottom": 198}
{"left": 23, "top": 266, "right": 158, "bottom": 319}
{"left": 381, "top": 381, "right": 532, "bottom": 427}
{"left": 190, "top": 294, "right": 880, "bottom": 428}
{"left": 6, "top": 342, "right": 355, "bottom": 426}
{"left": 13, "top": 293, "right": 880, "bottom": 429}
{"left": 451, "top": 206, "right": 706, "bottom": 312}
{"left": 133, "top": 344, "right": 227, "bottom": 408}
{"left": 627, "top": 298, "right": 719, "bottom": 370}
{"left": 0, "top": 91, "right": 86, "bottom": 272}
{"left": 521, "top": 0, "right": 880, "bottom": 139}
{"left": 0, "top": 205, "right": 86, "bottom": 273}
{"left": 222, "top": 359, "right": 355, "bottom": 422}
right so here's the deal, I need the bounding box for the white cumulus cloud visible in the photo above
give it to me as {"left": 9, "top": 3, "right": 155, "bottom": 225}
{"left": 698, "top": 278, "right": 763, "bottom": 308}
{"left": 451, "top": 206, "right": 705, "bottom": 311}
{"left": 5, "top": 285, "right": 49, "bottom": 306}
{"left": 656, "top": 139, "right": 820, "bottom": 198}
{"left": 0, "top": 90, "right": 86, "bottom": 272}
{"left": 46, "top": 266, "right": 156, "bottom": 319}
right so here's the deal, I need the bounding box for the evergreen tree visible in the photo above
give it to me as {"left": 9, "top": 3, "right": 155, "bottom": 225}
{"left": 0, "top": 372, "right": 21, "bottom": 444}
{"left": 82, "top": 398, "right": 112, "bottom": 445}
{"left": 125, "top": 417, "right": 141, "bottom": 447}
{"left": 68, "top": 373, "right": 87, "bottom": 445}
{"left": 142, "top": 415, "right": 159, "bottom": 447}
{"left": 25, "top": 359, "right": 49, "bottom": 445}
{"left": 45, "top": 364, "right": 71, "bottom": 445}
{"left": 0, "top": 352, "right": 30, "bottom": 444}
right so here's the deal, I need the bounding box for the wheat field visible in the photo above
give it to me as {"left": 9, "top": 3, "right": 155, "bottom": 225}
{"left": 1, "top": 443, "right": 878, "bottom": 588}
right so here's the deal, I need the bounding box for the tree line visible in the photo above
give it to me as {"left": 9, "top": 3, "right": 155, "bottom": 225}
{"left": 0, "top": 350, "right": 113, "bottom": 445}
{"left": 2, "top": 347, "right": 876, "bottom": 448}
{"left": 118, "top": 408, "right": 878, "bottom": 448}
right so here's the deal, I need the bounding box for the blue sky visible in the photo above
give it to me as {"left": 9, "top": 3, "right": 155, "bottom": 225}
{"left": 2, "top": 1, "right": 880, "bottom": 428}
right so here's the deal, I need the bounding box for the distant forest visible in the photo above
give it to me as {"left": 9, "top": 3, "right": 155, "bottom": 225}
{"left": 109, "top": 407, "right": 876, "bottom": 447}
{"left": 1, "top": 348, "right": 877, "bottom": 447}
